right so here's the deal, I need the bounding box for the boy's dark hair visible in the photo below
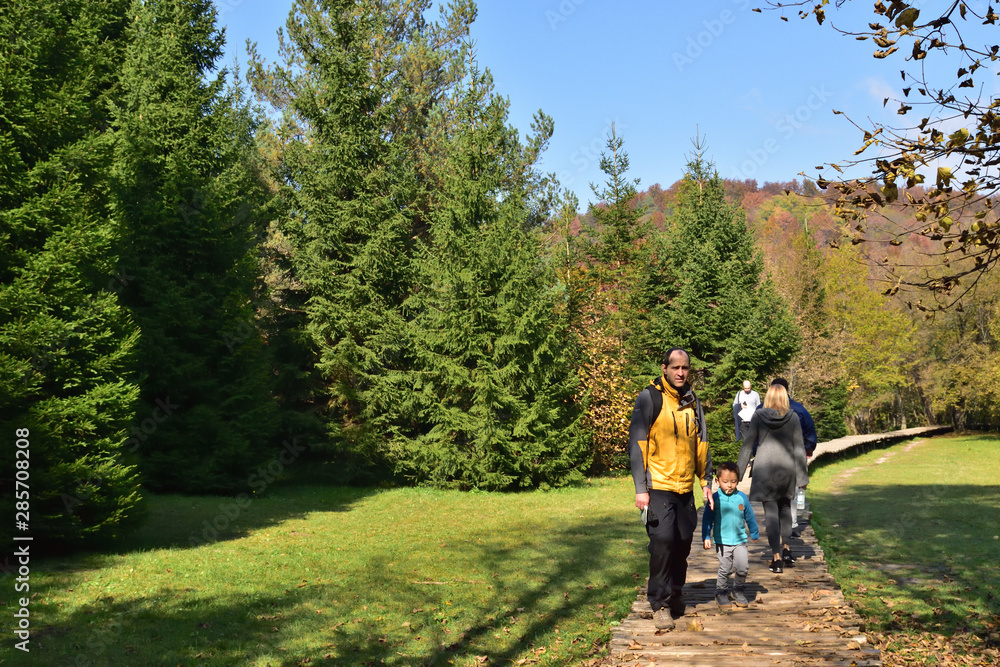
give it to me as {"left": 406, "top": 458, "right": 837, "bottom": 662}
{"left": 716, "top": 461, "right": 739, "bottom": 478}
{"left": 771, "top": 377, "right": 789, "bottom": 391}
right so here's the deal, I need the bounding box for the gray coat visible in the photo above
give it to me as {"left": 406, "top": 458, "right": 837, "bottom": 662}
{"left": 736, "top": 407, "right": 809, "bottom": 502}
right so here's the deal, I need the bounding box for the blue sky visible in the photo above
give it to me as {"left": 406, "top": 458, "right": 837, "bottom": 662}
{"left": 216, "top": 0, "right": 982, "bottom": 207}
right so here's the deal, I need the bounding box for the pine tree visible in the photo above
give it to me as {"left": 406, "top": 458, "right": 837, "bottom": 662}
{"left": 576, "top": 131, "right": 649, "bottom": 472}
{"left": 111, "top": 0, "right": 278, "bottom": 493}
{"left": 647, "top": 146, "right": 800, "bottom": 459}
{"left": 588, "top": 125, "right": 646, "bottom": 270}
{"left": 0, "top": 0, "right": 143, "bottom": 546}
{"left": 247, "top": 0, "right": 475, "bottom": 479}
{"left": 391, "top": 63, "right": 588, "bottom": 490}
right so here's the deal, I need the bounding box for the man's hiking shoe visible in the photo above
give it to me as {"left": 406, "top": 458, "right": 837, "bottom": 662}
{"left": 782, "top": 547, "right": 796, "bottom": 565}
{"left": 768, "top": 559, "right": 783, "bottom": 573}
{"left": 715, "top": 591, "right": 731, "bottom": 608}
{"left": 730, "top": 588, "right": 749, "bottom": 607}
{"left": 653, "top": 608, "right": 675, "bottom": 630}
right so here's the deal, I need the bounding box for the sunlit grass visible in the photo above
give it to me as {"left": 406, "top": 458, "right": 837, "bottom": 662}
{"left": 808, "top": 434, "right": 1000, "bottom": 663}
{"left": 15, "top": 477, "right": 648, "bottom": 666}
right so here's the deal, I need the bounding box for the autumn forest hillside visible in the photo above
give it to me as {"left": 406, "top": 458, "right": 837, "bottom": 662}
{"left": 560, "top": 174, "right": 1000, "bottom": 449}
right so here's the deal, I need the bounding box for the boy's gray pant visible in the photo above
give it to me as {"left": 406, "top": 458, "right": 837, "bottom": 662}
{"left": 714, "top": 543, "right": 749, "bottom": 591}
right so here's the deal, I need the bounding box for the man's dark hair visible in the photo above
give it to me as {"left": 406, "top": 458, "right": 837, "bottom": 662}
{"left": 716, "top": 461, "right": 739, "bottom": 478}
{"left": 662, "top": 347, "right": 690, "bottom": 365}
{"left": 771, "top": 377, "right": 789, "bottom": 391}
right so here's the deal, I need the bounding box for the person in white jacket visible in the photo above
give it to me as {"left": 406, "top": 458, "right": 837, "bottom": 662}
{"left": 732, "top": 380, "right": 761, "bottom": 443}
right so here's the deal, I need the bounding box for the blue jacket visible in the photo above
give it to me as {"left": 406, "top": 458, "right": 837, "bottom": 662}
{"left": 754, "top": 399, "right": 817, "bottom": 455}
{"left": 702, "top": 489, "right": 759, "bottom": 545}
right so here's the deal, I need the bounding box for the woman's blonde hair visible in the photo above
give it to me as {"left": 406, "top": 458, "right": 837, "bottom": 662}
{"left": 763, "top": 383, "right": 790, "bottom": 416}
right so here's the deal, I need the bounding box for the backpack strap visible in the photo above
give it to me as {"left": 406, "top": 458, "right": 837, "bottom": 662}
{"left": 642, "top": 381, "right": 663, "bottom": 473}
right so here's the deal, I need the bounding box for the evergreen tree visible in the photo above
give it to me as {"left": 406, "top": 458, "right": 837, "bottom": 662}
{"left": 647, "top": 147, "right": 800, "bottom": 459}
{"left": 111, "top": 0, "right": 278, "bottom": 493}
{"left": 247, "top": 0, "right": 475, "bottom": 479}
{"left": 576, "top": 131, "right": 649, "bottom": 473}
{"left": 392, "top": 63, "right": 588, "bottom": 489}
{"left": 588, "top": 125, "right": 646, "bottom": 269}
{"left": 0, "top": 0, "right": 143, "bottom": 546}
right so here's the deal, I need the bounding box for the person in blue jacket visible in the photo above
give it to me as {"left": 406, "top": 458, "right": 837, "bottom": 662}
{"left": 702, "top": 461, "right": 759, "bottom": 608}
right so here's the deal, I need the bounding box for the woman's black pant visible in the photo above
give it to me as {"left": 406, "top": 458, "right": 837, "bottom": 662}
{"left": 761, "top": 497, "right": 792, "bottom": 555}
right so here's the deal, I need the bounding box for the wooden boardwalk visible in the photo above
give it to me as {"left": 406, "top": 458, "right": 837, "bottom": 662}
{"left": 608, "top": 502, "right": 880, "bottom": 665}
{"left": 606, "top": 427, "right": 952, "bottom": 665}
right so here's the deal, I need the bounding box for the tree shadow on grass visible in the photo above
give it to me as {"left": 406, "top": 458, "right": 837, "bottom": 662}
{"left": 811, "top": 481, "right": 1000, "bottom": 640}
{"left": 38, "top": 482, "right": 381, "bottom": 565}
{"left": 27, "top": 506, "right": 644, "bottom": 666}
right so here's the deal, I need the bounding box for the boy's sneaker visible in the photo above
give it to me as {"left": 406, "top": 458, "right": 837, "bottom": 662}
{"left": 653, "top": 608, "right": 675, "bottom": 630}
{"left": 768, "top": 559, "right": 783, "bottom": 573}
{"left": 715, "top": 590, "right": 731, "bottom": 608}
{"left": 730, "top": 588, "right": 749, "bottom": 607}
{"left": 782, "top": 547, "right": 796, "bottom": 565}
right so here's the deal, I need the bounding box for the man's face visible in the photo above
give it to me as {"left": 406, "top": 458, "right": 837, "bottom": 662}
{"left": 743, "top": 381, "right": 751, "bottom": 393}
{"left": 661, "top": 351, "right": 690, "bottom": 389}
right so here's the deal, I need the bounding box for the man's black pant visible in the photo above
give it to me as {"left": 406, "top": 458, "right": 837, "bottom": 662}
{"left": 645, "top": 489, "right": 697, "bottom": 612}
{"left": 739, "top": 420, "right": 751, "bottom": 444}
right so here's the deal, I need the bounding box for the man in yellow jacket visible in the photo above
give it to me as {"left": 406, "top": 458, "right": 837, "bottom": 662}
{"left": 629, "top": 347, "right": 713, "bottom": 631}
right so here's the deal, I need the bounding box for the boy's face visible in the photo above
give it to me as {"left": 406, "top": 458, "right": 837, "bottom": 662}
{"left": 717, "top": 469, "right": 738, "bottom": 495}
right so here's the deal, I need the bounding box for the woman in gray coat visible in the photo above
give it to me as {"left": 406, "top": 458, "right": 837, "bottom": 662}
{"left": 737, "top": 383, "right": 809, "bottom": 573}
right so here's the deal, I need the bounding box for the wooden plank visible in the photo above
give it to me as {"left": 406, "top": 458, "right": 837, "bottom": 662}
{"left": 606, "top": 497, "right": 881, "bottom": 666}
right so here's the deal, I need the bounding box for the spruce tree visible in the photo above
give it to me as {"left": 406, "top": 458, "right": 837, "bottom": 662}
{"left": 643, "top": 148, "right": 799, "bottom": 458}
{"left": 577, "top": 131, "right": 649, "bottom": 473}
{"left": 393, "top": 63, "right": 588, "bottom": 489}
{"left": 247, "top": 0, "right": 474, "bottom": 479}
{"left": 0, "top": 0, "right": 143, "bottom": 546}
{"left": 111, "top": 0, "right": 278, "bottom": 493}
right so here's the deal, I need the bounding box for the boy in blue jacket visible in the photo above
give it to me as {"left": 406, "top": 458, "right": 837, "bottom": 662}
{"left": 702, "top": 461, "right": 759, "bottom": 608}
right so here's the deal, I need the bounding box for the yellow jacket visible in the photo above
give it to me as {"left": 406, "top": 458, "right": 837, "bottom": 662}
{"left": 628, "top": 376, "right": 711, "bottom": 494}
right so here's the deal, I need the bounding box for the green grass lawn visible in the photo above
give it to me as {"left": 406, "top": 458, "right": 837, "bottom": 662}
{"left": 6, "top": 477, "right": 649, "bottom": 666}
{"left": 807, "top": 433, "right": 1000, "bottom": 664}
